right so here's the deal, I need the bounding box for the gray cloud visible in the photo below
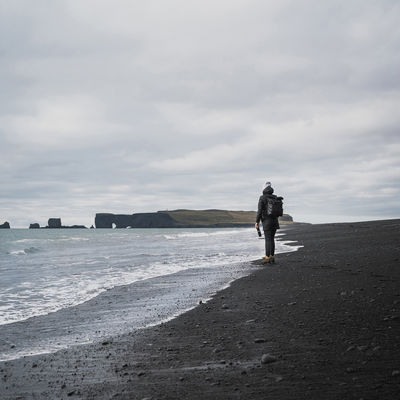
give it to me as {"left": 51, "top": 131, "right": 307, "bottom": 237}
{"left": 1, "top": 0, "right": 399, "bottom": 227}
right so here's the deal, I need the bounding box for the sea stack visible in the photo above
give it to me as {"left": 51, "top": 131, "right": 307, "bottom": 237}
{"left": 0, "top": 221, "right": 10, "bottom": 229}
{"left": 29, "top": 223, "right": 40, "bottom": 229}
{"left": 48, "top": 218, "right": 62, "bottom": 228}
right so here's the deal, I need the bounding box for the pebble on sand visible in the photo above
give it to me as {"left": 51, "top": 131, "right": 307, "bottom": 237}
{"left": 261, "top": 354, "right": 277, "bottom": 364}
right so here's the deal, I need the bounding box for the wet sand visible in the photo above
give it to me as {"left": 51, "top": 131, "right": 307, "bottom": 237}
{"left": 1, "top": 219, "right": 399, "bottom": 399}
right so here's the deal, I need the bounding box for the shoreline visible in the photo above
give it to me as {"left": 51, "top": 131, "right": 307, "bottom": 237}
{"left": 0, "top": 229, "right": 298, "bottom": 362}
{"left": 1, "top": 219, "right": 400, "bottom": 399}
{"left": 0, "top": 260, "right": 260, "bottom": 363}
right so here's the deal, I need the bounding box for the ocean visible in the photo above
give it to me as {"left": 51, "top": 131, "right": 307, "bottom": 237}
{"left": 0, "top": 227, "right": 300, "bottom": 361}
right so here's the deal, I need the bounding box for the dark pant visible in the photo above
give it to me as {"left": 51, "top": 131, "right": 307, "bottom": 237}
{"left": 263, "top": 228, "right": 277, "bottom": 256}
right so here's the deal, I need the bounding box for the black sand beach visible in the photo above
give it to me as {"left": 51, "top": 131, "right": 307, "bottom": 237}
{"left": 1, "top": 219, "right": 399, "bottom": 399}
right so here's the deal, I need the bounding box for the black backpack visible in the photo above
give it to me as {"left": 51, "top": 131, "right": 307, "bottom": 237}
{"left": 266, "top": 196, "right": 283, "bottom": 218}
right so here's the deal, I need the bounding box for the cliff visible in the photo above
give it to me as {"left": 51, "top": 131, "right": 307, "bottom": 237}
{"left": 95, "top": 210, "right": 294, "bottom": 228}
{"left": 95, "top": 212, "right": 180, "bottom": 229}
{"left": 48, "top": 218, "right": 62, "bottom": 228}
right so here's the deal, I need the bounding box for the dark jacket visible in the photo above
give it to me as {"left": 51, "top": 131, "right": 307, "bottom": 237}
{"left": 256, "top": 187, "right": 281, "bottom": 230}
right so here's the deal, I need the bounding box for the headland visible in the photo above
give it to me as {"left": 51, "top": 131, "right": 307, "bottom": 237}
{"left": 94, "top": 209, "right": 294, "bottom": 228}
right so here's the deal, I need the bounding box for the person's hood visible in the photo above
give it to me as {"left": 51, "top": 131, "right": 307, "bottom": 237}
{"left": 263, "top": 186, "right": 274, "bottom": 195}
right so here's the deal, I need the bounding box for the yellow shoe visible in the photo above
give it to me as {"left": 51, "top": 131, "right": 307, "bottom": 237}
{"left": 261, "top": 256, "right": 270, "bottom": 264}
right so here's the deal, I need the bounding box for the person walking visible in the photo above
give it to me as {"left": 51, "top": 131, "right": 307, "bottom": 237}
{"left": 255, "top": 182, "right": 283, "bottom": 264}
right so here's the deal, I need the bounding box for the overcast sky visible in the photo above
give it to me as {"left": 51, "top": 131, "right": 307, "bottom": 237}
{"left": 1, "top": 0, "right": 399, "bottom": 227}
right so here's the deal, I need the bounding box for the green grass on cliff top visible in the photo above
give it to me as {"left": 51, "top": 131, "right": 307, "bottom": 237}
{"left": 162, "top": 209, "right": 292, "bottom": 226}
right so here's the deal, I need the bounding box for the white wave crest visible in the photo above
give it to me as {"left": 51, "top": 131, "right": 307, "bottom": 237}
{"left": 9, "top": 247, "right": 41, "bottom": 255}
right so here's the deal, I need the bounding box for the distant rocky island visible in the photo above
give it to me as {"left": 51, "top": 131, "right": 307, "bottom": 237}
{"left": 95, "top": 210, "right": 294, "bottom": 228}
{"left": 1, "top": 211, "right": 294, "bottom": 229}
{"left": 28, "top": 218, "right": 87, "bottom": 229}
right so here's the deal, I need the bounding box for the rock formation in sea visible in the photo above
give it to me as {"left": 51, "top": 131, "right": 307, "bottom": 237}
{"left": 95, "top": 212, "right": 179, "bottom": 229}
{"left": 46, "top": 218, "right": 87, "bottom": 229}
{"left": 95, "top": 210, "right": 294, "bottom": 229}
{"left": 0, "top": 221, "right": 10, "bottom": 229}
{"left": 48, "top": 218, "right": 62, "bottom": 228}
{"left": 29, "top": 223, "right": 40, "bottom": 229}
